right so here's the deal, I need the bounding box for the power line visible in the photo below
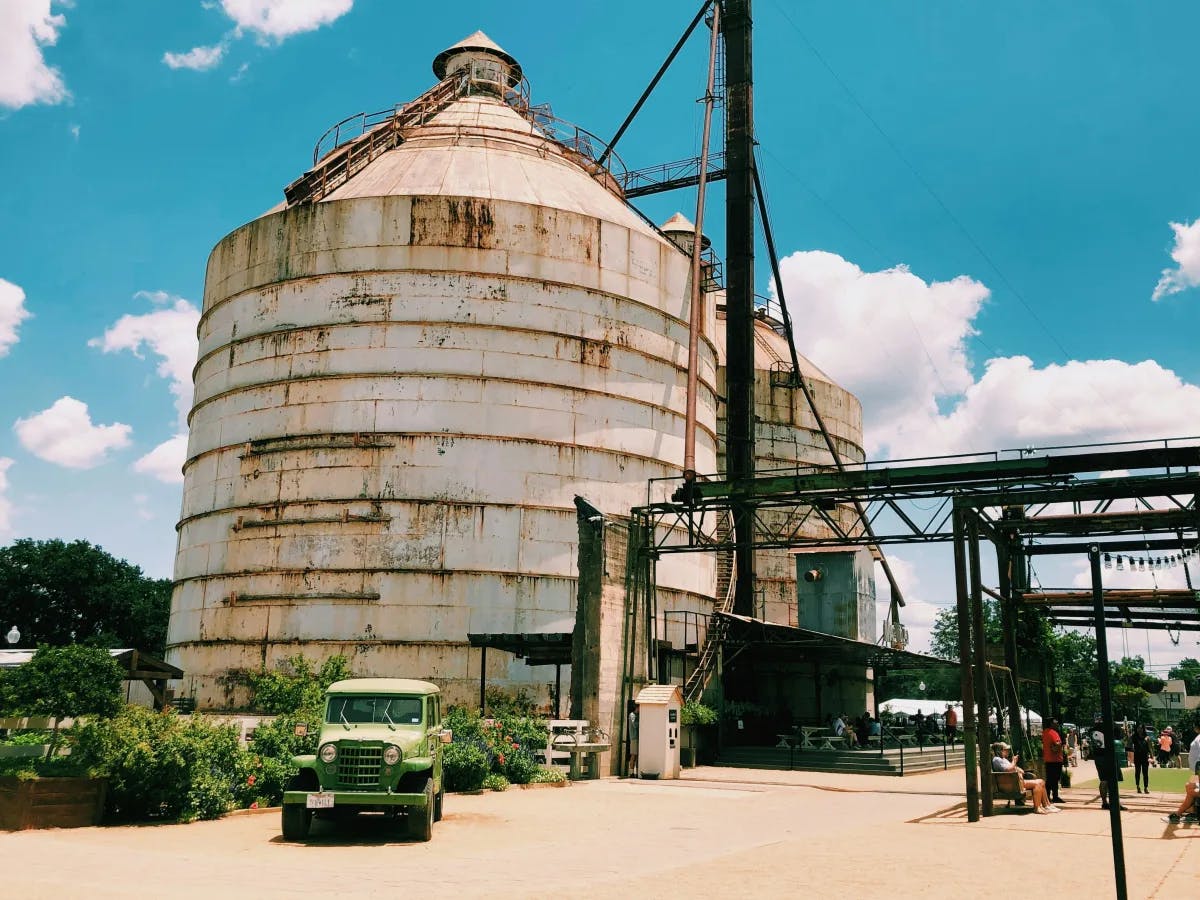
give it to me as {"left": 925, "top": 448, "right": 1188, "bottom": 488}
{"left": 767, "top": 1, "right": 1073, "bottom": 361}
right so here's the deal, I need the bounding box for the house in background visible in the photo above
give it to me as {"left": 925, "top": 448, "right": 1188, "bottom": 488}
{"left": 1147, "top": 678, "right": 1200, "bottom": 724}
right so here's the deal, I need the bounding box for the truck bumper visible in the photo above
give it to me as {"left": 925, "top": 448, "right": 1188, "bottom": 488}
{"left": 282, "top": 790, "right": 427, "bottom": 808}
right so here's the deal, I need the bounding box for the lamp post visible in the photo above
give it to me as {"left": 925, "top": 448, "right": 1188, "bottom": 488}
{"left": 4, "top": 625, "right": 18, "bottom": 647}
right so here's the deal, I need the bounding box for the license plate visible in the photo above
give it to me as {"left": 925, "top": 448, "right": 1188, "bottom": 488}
{"left": 306, "top": 793, "right": 334, "bottom": 809}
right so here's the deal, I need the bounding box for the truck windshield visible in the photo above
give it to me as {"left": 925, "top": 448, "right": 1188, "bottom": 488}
{"left": 326, "top": 695, "right": 423, "bottom": 725}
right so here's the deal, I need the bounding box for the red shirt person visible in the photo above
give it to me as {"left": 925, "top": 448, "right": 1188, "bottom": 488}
{"left": 945, "top": 705, "right": 958, "bottom": 745}
{"left": 1042, "top": 719, "right": 1065, "bottom": 803}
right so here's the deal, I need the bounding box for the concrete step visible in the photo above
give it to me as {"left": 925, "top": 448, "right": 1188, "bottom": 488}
{"left": 717, "top": 745, "right": 966, "bottom": 777}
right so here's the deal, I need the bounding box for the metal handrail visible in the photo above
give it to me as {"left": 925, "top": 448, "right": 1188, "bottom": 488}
{"left": 878, "top": 720, "right": 904, "bottom": 774}
{"left": 300, "top": 58, "right": 627, "bottom": 198}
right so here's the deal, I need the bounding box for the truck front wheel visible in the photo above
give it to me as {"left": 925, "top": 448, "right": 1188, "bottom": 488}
{"left": 406, "top": 778, "right": 434, "bottom": 842}
{"left": 282, "top": 803, "right": 312, "bottom": 841}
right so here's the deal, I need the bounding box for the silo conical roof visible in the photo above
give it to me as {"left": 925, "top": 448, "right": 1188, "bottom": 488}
{"left": 432, "top": 30, "right": 523, "bottom": 83}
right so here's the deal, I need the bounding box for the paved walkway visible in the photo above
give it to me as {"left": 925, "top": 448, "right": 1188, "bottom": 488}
{"left": 1, "top": 762, "right": 1194, "bottom": 898}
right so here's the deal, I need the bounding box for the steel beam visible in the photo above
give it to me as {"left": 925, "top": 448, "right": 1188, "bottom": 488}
{"left": 724, "top": 0, "right": 756, "bottom": 614}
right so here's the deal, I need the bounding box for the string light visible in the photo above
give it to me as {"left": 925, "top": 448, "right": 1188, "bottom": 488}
{"left": 1103, "top": 553, "right": 1112, "bottom": 570}
{"left": 1116, "top": 556, "right": 1125, "bottom": 571}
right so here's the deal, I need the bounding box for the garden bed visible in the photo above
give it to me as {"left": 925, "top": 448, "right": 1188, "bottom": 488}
{"left": 0, "top": 776, "right": 107, "bottom": 831}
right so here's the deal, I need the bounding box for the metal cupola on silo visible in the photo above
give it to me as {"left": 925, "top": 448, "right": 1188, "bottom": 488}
{"left": 431, "top": 30, "right": 523, "bottom": 88}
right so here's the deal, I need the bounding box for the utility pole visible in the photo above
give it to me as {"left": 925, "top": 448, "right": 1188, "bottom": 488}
{"left": 724, "top": 0, "right": 757, "bottom": 615}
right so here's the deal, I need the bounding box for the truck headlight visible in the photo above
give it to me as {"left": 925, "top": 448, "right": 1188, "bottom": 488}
{"left": 383, "top": 745, "right": 401, "bottom": 765}
{"left": 319, "top": 743, "right": 338, "bottom": 764}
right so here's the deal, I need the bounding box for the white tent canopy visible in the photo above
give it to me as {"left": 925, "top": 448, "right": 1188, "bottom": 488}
{"left": 879, "top": 698, "right": 959, "bottom": 718}
{"left": 879, "top": 698, "right": 1042, "bottom": 731}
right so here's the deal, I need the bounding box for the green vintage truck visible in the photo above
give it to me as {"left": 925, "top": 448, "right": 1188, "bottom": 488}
{"left": 281, "top": 678, "right": 447, "bottom": 841}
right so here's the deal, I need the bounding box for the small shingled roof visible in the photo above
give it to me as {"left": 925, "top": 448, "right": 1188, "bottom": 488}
{"left": 635, "top": 684, "right": 683, "bottom": 705}
{"left": 432, "top": 30, "right": 522, "bottom": 83}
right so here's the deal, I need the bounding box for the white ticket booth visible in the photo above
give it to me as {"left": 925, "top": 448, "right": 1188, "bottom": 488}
{"left": 635, "top": 684, "right": 683, "bottom": 779}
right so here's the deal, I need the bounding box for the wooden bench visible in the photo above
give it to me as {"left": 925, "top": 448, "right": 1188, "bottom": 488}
{"left": 992, "top": 771, "right": 1031, "bottom": 809}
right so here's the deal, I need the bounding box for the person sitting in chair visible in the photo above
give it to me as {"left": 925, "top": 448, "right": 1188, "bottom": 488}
{"left": 992, "top": 742, "right": 1058, "bottom": 814}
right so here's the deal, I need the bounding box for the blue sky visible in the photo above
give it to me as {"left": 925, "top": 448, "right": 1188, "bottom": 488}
{"left": 2, "top": 2, "right": 1198, "bottom": 670}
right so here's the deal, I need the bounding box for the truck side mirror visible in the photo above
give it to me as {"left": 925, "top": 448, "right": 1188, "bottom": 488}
{"left": 440, "top": 729, "right": 453, "bottom": 744}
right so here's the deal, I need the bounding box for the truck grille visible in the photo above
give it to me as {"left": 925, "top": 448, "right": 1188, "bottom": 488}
{"left": 335, "top": 745, "right": 383, "bottom": 788}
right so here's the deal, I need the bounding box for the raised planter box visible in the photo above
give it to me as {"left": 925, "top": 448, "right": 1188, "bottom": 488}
{"left": 0, "top": 776, "right": 107, "bottom": 831}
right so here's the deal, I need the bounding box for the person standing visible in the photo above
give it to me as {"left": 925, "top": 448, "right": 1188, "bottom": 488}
{"left": 1157, "top": 727, "right": 1173, "bottom": 768}
{"left": 945, "top": 704, "right": 958, "bottom": 747}
{"left": 1042, "top": 718, "right": 1065, "bottom": 803}
{"left": 1092, "top": 715, "right": 1127, "bottom": 811}
{"left": 626, "top": 700, "right": 639, "bottom": 777}
{"left": 1130, "top": 722, "right": 1151, "bottom": 793}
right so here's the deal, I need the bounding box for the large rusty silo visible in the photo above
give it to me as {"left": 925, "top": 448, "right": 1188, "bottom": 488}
{"left": 167, "top": 33, "right": 720, "bottom": 708}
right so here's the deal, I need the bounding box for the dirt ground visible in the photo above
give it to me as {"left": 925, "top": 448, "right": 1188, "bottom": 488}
{"left": 2, "top": 761, "right": 1195, "bottom": 898}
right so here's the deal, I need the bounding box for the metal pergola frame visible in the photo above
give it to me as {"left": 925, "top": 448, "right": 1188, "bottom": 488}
{"left": 624, "top": 440, "right": 1199, "bottom": 900}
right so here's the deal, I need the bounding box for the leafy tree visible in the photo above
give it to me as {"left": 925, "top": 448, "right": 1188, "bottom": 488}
{"left": 0, "top": 539, "right": 171, "bottom": 654}
{"left": 2, "top": 645, "right": 124, "bottom": 755}
{"left": 1168, "top": 658, "right": 1200, "bottom": 696}
{"left": 1048, "top": 630, "right": 1100, "bottom": 724}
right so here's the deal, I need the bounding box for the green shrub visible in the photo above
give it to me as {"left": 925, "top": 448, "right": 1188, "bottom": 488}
{"left": 250, "top": 713, "right": 318, "bottom": 760}
{"left": 0, "top": 754, "right": 90, "bottom": 779}
{"left": 482, "top": 772, "right": 509, "bottom": 792}
{"left": 443, "top": 741, "right": 490, "bottom": 792}
{"left": 681, "top": 701, "right": 718, "bottom": 726}
{"left": 242, "top": 655, "right": 350, "bottom": 716}
{"left": 70, "top": 706, "right": 248, "bottom": 822}
{"left": 529, "top": 766, "right": 566, "bottom": 784}
{"left": 501, "top": 749, "right": 540, "bottom": 785}
{"left": 0, "top": 730, "right": 53, "bottom": 746}
{"left": 232, "top": 754, "right": 292, "bottom": 808}
{"left": 482, "top": 685, "right": 537, "bottom": 717}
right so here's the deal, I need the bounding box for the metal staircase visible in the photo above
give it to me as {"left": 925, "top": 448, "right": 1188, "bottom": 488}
{"left": 283, "top": 74, "right": 469, "bottom": 207}
{"left": 683, "top": 513, "right": 736, "bottom": 702}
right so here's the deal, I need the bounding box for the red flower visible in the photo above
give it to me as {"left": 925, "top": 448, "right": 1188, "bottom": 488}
{"left": 247, "top": 774, "right": 256, "bottom": 786}
{"left": 498, "top": 754, "right": 506, "bottom": 765}
{"left": 249, "top": 802, "right": 259, "bottom": 809}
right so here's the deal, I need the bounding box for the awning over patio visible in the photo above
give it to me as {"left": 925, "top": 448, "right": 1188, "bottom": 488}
{"left": 466, "top": 632, "right": 574, "bottom": 716}
{"left": 716, "top": 612, "right": 959, "bottom": 674}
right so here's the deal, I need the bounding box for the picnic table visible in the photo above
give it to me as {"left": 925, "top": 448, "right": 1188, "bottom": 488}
{"left": 799, "top": 726, "right": 826, "bottom": 750}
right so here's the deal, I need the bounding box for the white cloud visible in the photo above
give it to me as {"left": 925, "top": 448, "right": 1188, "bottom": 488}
{"left": 13, "top": 396, "right": 132, "bottom": 469}
{"left": 780, "top": 251, "right": 1200, "bottom": 459}
{"left": 0, "top": 0, "right": 68, "bottom": 110}
{"left": 220, "top": 0, "right": 353, "bottom": 42}
{"left": 133, "top": 433, "right": 188, "bottom": 485}
{"left": 163, "top": 42, "right": 226, "bottom": 71}
{"left": 0, "top": 458, "right": 14, "bottom": 538}
{"left": 68, "top": 122, "right": 79, "bottom": 140}
{"left": 90, "top": 291, "right": 200, "bottom": 424}
{"left": 778, "top": 250, "right": 986, "bottom": 457}
{"left": 1152, "top": 218, "right": 1200, "bottom": 301}
{"left": 936, "top": 356, "right": 1200, "bottom": 454}
{"left": 0, "top": 278, "right": 33, "bottom": 358}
